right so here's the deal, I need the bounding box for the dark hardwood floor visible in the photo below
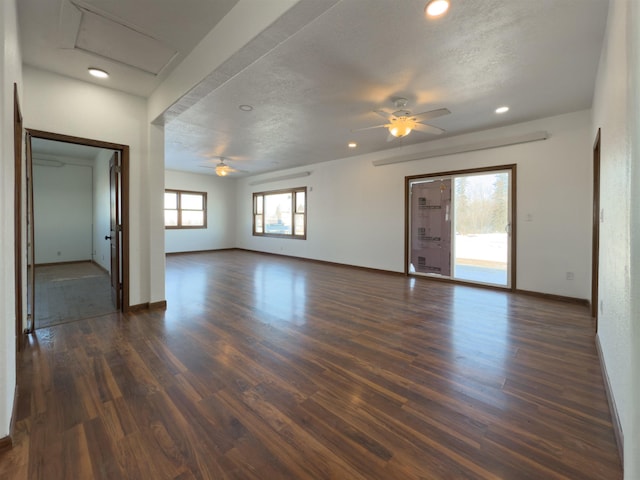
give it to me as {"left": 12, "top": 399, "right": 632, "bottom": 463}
{"left": 1, "top": 250, "right": 622, "bottom": 479}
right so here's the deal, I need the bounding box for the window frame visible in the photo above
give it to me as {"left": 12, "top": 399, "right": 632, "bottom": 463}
{"left": 253, "top": 187, "right": 307, "bottom": 239}
{"left": 164, "top": 189, "right": 207, "bottom": 229}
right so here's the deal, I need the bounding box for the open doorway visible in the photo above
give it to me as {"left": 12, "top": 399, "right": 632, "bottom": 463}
{"left": 25, "top": 130, "right": 130, "bottom": 330}
{"left": 406, "top": 165, "right": 516, "bottom": 289}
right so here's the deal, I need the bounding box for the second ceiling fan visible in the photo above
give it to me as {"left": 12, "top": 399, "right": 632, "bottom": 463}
{"left": 200, "top": 156, "right": 247, "bottom": 177}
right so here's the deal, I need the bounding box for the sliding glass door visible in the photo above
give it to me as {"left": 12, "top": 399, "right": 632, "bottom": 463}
{"left": 407, "top": 166, "right": 514, "bottom": 288}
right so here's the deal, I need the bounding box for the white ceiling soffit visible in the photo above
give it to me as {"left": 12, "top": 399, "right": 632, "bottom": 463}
{"left": 158, "top": 0, "right": 341, "bottom": 125}
{"left": 62, "top": 2, "right": 177, "bottom": 75}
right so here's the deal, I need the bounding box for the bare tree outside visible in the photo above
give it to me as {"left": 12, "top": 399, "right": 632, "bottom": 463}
{"left": 454, "top": 173, "right": 508, "bottom": 235}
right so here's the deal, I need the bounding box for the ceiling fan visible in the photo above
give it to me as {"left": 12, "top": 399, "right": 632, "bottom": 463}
{"left": 199, "top": 156, "right": 246, "bottom": 176}
{"left": 354, "top": 98, "right": 451, "bottom": 141}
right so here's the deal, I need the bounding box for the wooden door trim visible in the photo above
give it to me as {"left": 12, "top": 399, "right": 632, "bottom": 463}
{"left": 25, "top": 129, "right": 130, "bottom": 312}
{"left": 25, "top": 132, "right": 34, "bottom": 332}
{"left": 109, "top": 153, "right": 122, "bottom": 309}
{"left": 592, "top": 129, "right": 601, "bottom": 328}
{"left": 13, "top": 84, "right": 24, "bottom": 351}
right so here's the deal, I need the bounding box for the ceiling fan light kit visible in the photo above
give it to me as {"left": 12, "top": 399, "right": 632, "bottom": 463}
{"left": 389, "top": 116, "right": 416, "bottom": 138}
{"left": 215, "top": 163, "right": 230, "bottom": 176}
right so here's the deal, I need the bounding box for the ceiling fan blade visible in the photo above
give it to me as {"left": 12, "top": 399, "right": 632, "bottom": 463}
{"left": 413, "top": 123, "right": 446, "bottom": 135}
{"left": 352, "top": 124, "right": 390, "bottom": 132}
{"left": 373, "top": 109, "right": 393, "bottom": 120}
{"left": 411, "top": 108, "right": 451, "bottom": 122}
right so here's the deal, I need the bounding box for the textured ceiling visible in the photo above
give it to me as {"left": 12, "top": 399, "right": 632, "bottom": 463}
{"left": 164, "top": 0, "right": 609, "bottom": 176}
{"left": 18, "top": 0, "right": 610, "bottom": 177}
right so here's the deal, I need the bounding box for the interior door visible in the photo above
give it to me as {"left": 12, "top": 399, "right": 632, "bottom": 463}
{"left": 25, "top": 132, "right": 35, "bottom": 332}
{"left": 409, "top": 179, "right": 452, "bottom": 276}
{"left": 109, "top": 152, "right": 121, "bottom": 309}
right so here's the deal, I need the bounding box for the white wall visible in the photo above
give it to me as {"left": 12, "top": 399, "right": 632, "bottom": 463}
{"left": 237, "top": 110, "right": 593, "bottom": 300}
{"left": 22, "top": 66, "right": 155, "bottom": 306}
{"left": 592, "top": 0, "right": 639, "bottom": 476}
{"left": 147, "top": 123, "right": 165, "bottom": 304}
{"left": 0, "top": 0, "right": 22, "bottom": 440}
{"left": 629, "top": 0, "right": 640, "bottom": 474}
{"left": 165, "top": 170, "right": 237, "bottom": 253}
{"left": 92, "top": 150, "right": 112, "bottom": 271}
{"left": 33, "top": 162, "right": 93, "bottom": 264}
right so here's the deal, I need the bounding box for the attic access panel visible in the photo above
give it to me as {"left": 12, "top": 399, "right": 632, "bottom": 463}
{"left": 75, "top": 9, "right": 177, "bottom": 75}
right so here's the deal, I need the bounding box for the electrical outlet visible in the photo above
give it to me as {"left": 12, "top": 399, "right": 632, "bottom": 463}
{"left": 57, "top": 251, "right": 61, "bottom": 256}
{"left": 566, "top": 272, "right": 574, "bottom": 280}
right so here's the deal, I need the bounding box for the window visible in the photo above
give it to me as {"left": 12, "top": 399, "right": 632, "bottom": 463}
{"left": 253, "top": 187, "right": 306, "bottom": 238}
{"left": 164, "top": 189, "right": 207, "bottom": 229}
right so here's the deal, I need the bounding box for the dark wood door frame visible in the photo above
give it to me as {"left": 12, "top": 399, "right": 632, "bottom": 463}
{"left": 592, "top": 129, "right": 601, "bottom": 329}
{"left": 25, "top": 132, "right": 34, "bottom": 333}
{"left": 13, "top": 84, "right": 24, "bottom": 351}
{"left": 25, "top": 129, "right": 131, "bottom": 315}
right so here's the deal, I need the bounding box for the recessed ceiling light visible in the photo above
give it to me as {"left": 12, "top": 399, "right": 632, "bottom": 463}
{"left": 348, "top": 142, "right": 357, "bottom": 148}
{"left": 239, "top": 104, "right": 254, "bottom": 112}
{"left": 88, "top": 68, "right": 109, "bottom": 79}
{"left": 495, "top": 106, "right": 510, "bottom": 114}
{"left": 425, "top": 0, "right": 449, "bottom": 17}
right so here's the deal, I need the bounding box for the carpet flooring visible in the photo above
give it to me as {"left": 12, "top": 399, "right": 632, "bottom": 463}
{"left": 34, "top": 261, "right": 117, "bottom": 328}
